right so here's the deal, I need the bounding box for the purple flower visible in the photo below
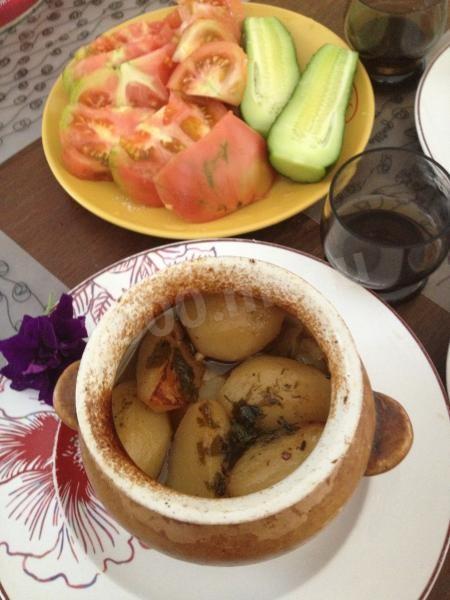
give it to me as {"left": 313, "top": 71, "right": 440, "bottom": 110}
{"left": 0, "top": 294, "right": 87, "bottom": 405}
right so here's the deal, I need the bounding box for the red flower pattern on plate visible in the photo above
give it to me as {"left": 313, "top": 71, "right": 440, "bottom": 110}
{"left": 0, "top": 243, "right": 217, "bottom": 589}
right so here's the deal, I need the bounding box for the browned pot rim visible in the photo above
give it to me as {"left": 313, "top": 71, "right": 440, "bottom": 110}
{"left": 76, "top": 256, "right": 366, "bottom": 525}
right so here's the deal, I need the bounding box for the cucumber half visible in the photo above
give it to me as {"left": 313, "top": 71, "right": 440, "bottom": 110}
{"left": 267, "top": 44, "right": 358, "bottom": 183}
{"left": 240, "top": 17, "right": 300, "bottom": 137}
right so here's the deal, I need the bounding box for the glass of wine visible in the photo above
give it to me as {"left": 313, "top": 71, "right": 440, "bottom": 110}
{"left": 320, "top": 148, "right": 450, "bottom": 303}
{"left": 344, "top": 0, "right": 448, "bottom": 84}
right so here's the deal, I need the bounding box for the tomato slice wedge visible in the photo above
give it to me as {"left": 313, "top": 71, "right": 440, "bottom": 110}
{"left": 60, "top": 104, "right": 152, "bottom": 180}
{"left": 65, "top": 38, "right": 159, "bottom": 93}
{"left": 109, "top": 93, "right": 227, "bottom": 206}
{"left": 64, "top": 26, "right": 175, "bottom": 92}
{"left": 173, "top": 18, "right": 237, "bottom": 62}
{"left": 177, "top": 0, "right": 244, "bottom": 39}
{"left": 154, "top": 111, "right": 275, "bottom": 222}
{"left": 78, "top": 15, "right": 180, "bottom": 58}
{"left": 71, "top": 43, "right": 177, "bottom": 110}
{"left": 61, "top": 145, "right": 113, "bottom": 181}
{"left": 168, "top": 41, "right": 247, "bottom": 106}
{"left": 117, "top": 43, "right": 176, "bottom": 108}
{"left": 71, "top": 69, "right": 118, "bottom": 109}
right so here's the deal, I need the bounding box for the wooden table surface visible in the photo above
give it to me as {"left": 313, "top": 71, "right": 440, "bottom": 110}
{"left": 0, "top": 0, "right": 449, "bottom": 598}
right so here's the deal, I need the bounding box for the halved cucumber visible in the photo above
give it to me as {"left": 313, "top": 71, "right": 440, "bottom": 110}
{"left": 267, "top": 44, "right": 358, "bottom": 183}
{"left": 240, "top": 17, "right": 300, "bottom": 137}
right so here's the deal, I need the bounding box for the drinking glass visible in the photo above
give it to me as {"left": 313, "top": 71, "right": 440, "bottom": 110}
{"left": 320, "top": 148, "right": 450, "bottom": 303}
{"left": 344, "top": 0, "right": 448, "bottom": 84}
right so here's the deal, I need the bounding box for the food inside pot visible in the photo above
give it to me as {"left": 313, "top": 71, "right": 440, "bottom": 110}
{"left": 112, "top": 292, "right": 331, "bottom": 498}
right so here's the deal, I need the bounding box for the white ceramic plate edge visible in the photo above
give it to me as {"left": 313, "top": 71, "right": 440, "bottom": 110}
{"left": 415, "top": 43, "right": 450, "bottom": 172}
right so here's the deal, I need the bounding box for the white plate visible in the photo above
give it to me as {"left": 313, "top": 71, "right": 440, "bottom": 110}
{"left": 0, "top": 239, "right": 449, "bottom": 600}
{"left": 415, "top": 43, "right": 450, "bottom": 173}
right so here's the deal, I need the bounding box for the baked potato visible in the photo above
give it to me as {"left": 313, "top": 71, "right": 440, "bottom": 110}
{"left": 218, "top": 355, "right": 330, "bottom": 431}
{"left": 228, "top": 422, "right": 324, "bottom": 496}
{"left": 167, "top": 399, "right": 230, "bottom": 498}
{"left": 178, "top": 293, "right": 285, "bottom": 362}
{"left": 112, "top": 381, "right": 172, "bottom": 478}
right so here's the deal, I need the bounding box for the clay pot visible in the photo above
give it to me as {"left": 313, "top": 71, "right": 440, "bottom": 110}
{"left": 72, "top": 256, "right": 410, "bottom": 564}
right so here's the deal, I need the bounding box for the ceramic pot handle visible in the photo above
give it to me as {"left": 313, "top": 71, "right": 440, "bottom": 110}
{"left": 53, "top": 360, "right": 80, "bottom": 431}
{"left": 365, "top": 392, "right": 413, "bottom": 476}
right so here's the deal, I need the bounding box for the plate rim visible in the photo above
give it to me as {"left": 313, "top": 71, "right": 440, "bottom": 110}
{"left": 446, "top": 341, "right": 450, "bottom": 392}
{"left": 414, "top": 42, "right": 450, "bottom": 170}
{"left": 41, "top": 3, "right": 375, "bottom": 240}
{"left": 67, "top": 237, "right": 449, "bottom": 599}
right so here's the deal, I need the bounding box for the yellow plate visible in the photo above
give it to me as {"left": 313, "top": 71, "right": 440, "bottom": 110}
{"left": 42, "top": 3, "right": 374, "bottom": 240}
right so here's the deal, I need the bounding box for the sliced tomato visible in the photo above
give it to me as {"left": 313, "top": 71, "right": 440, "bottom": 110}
{"left": 82, "top": 17, "right": 179, "bottom": 57}
{"left": 70, "top": 68, "right": 119, "bottom": 108}
{"left": 63, "top": 54, "right": 108, "bottom": 93}
{"left": 168, "top": 41, "right": 247, "bottom": 105}
{"left": 110, "top": 93, "right": 227, "bottom": 206}
{"left": 117, "top": 43, "right": 176, "bottom": 109}
{"left": 60, "top": 104, "right": 152, "bottom": 180}
{"left": 182, "top": 94, "right": 228, "bottom": 128}
{"left": 154, "top": 111, "right": 275, "bottom": 222}
{"left": 173, "top": 18, "right": 236, "bottom": 62}
{"left": 183, "top": 0, "right": 245, "bottom": 23}
{"left": 64, "top": 28, "right": 175, "bottom": 92}
{"left": 71, "top": 44, "right": 177, "bottom": 110}
{"left": 164, "top": 8, "right": 183, "bottom": 31}
{"left": 110, "top": 145, "right": 163, "bottom": 206}
{"left": 61, "top": 145, "right": 112, "bottom": 181}
{"left": 177, "top": 0, "right": 244, "bottom": 39}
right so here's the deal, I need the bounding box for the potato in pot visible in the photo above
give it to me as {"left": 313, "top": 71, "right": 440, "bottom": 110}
{"left": 167, "top": 399, "right": 230, "bottom": 498}
{"left": 178, "top": 293, "right": 285, "bottom": 362}
{"left": 112, "top": 381, "right": 172, "bottom": 478}
{"left": 228, "top": 422, "right": 324, "bottom": 496}
{"left": 218, "top": 355, "right": 331, "bottom": 431}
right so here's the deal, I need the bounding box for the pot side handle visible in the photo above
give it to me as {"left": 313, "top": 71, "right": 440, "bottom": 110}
{"left": 53, "top": 360, "right": 80, "bottom": 431}
{"left": 365, "top": 391, "right": 413, "bottom": 477}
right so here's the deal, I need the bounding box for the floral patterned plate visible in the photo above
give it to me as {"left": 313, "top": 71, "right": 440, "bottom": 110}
{"left": 0, "top": 239, "right": 448, "bottom": 600}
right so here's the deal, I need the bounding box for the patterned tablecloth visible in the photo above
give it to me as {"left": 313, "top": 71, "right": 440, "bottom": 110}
{"left": 0, "top": 0, "right": 171, "bottom": 162}
{"left": 0, "top": 1, "right": 449, "bottom": 342}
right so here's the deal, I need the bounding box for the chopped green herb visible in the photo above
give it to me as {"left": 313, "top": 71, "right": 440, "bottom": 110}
{"left": 203, "top": 161, "right": 215, "bottom": 189}
{"left": 196, "top": 441, "right": 207, "bottom": 464}
{"left": 202, "top": 142, "right": 229, "bottom": 189}
{"left": 210, "top": 434, "right": 226, "bottom": 456}
{"left": 172, "top": 348, "right": 196, "bottom": 402}
{"left": 260, "top": 387, "right": 283, "bottom": 407}
{"left": 146, "top": 339, "right": 171, "bottom": 369}
{"left": 211, "top": 472, "right": 227, "bottom": 497}
{"left": 224, "top": 401, "right": 263, "bottom": 468}
{"left": 276, "top": 416, "right": 298, "bottom": 433}
{"left": 198, "top": 401, "right": 220, "bottom": 429}
{"left": 232, "top": 400, "right": 263, "bottom": 430}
